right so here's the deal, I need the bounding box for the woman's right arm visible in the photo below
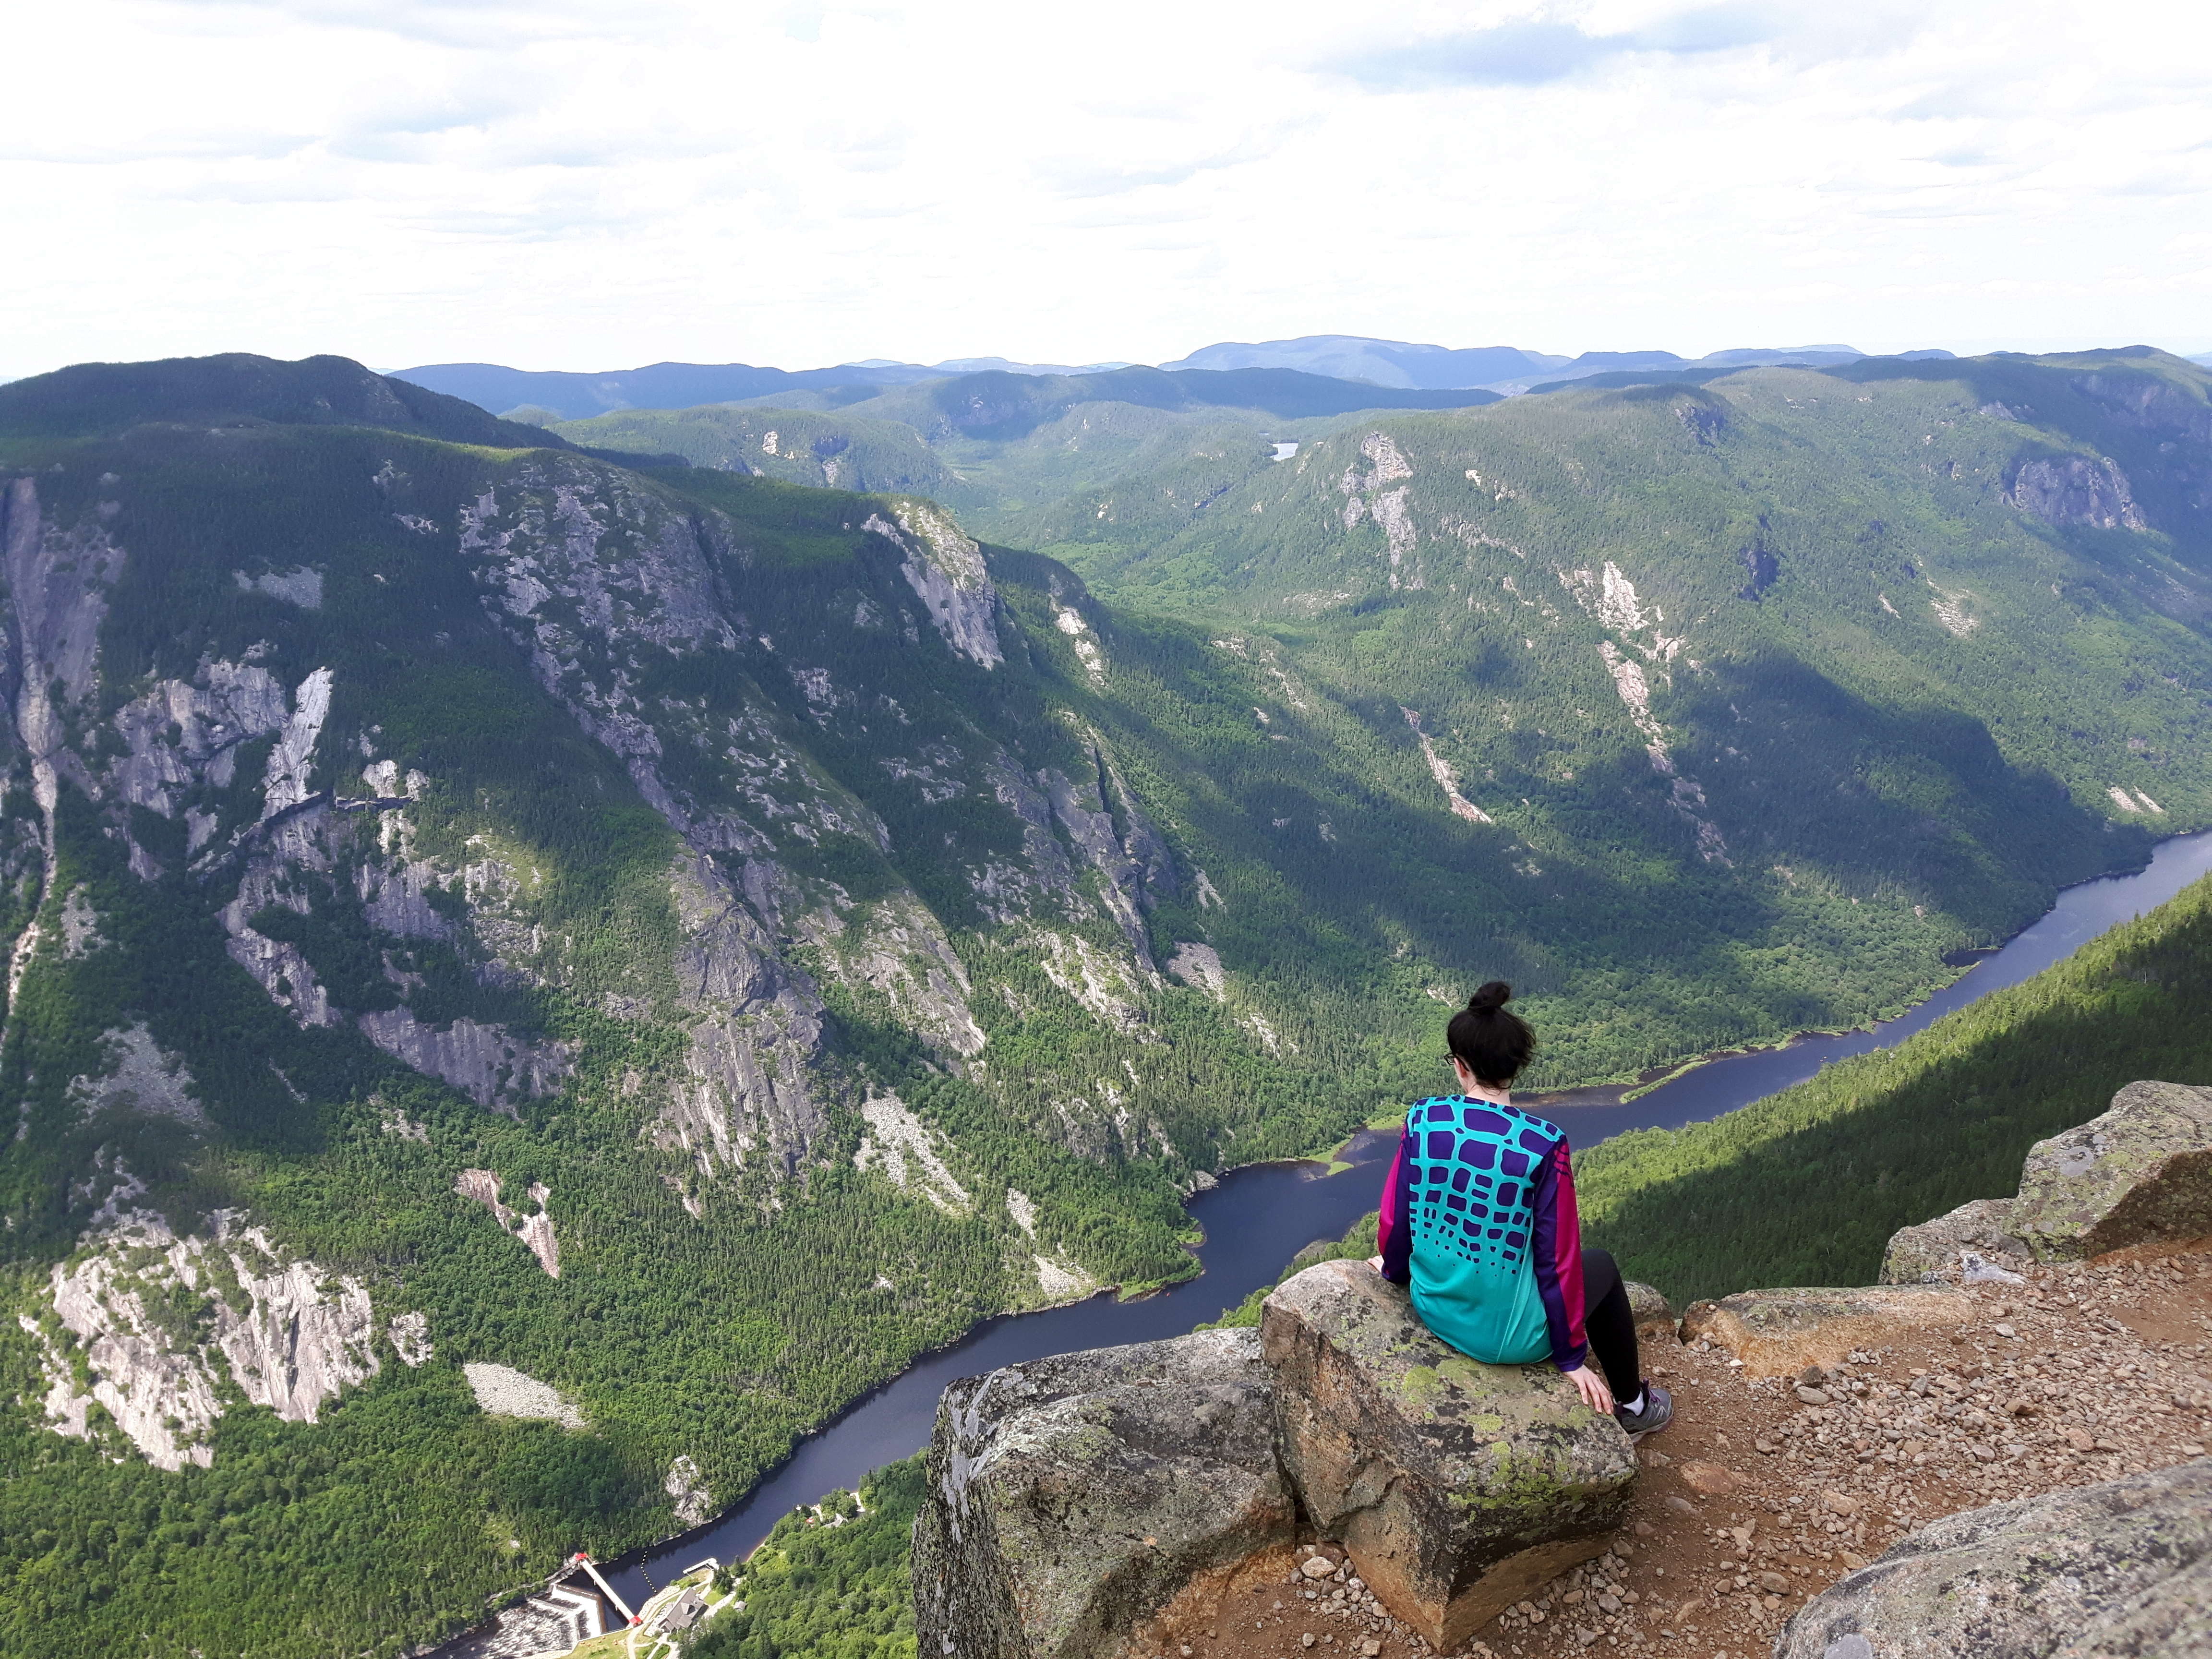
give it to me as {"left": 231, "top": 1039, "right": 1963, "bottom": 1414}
{"left": 1373, "top": 1118, "right": 1416, "bottom": 1284}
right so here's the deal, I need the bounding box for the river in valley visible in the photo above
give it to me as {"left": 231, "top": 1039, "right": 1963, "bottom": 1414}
{"left": 598, "top": 829, "right": 2212, "bottom": 1608}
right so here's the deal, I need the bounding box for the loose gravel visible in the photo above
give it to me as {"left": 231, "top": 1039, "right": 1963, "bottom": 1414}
{"left": 1140, "top": 1248, "right": 2212, "bottom": 1659}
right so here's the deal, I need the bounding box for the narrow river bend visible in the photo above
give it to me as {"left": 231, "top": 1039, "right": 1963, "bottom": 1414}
{"left": 599, "top": 829, "right": 2212, "bottom": 1608}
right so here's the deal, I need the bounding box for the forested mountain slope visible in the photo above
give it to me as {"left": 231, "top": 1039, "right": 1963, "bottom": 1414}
{"left": 0, "top": 349, "right": 2208, "bottom": 1655}
{"left": 580, "top": 352, "right": 2212, "bottom": 1081}
{"left": 1578, "top": 868, "right": 2212, "bottom": 1302}
{"left": 0, "top": 361, "right": 1346, "bottom": 1654}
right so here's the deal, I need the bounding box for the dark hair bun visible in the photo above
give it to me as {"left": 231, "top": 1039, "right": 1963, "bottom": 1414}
{"left": 1466, "top": 981, "right": 1513, "bottom": 1014}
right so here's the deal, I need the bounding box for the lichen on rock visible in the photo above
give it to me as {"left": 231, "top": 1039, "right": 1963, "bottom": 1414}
{"left": 1879, "top": 1080, "right": 2212, "bottom": 1279}
{"left": 1262, "top": 1259, "right": 1637, "bottom": 1649}
{"left": 1881, "top": 1196, "right": 2032, "bottom": 1285}
{"left": 912, "top": 1329, "right": 1290, "bottom": 1659}
{"left": 2010, "top": 1079, "right": 2212, "bottom": 1260}
{"left": 1778, "top": 1457, "right": 2212, "bottom": 1659}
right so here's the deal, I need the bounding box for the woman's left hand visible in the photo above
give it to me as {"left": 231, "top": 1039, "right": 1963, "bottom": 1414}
{"left": 1563, "top": 1364, "right": 1614, "bottom": 1417}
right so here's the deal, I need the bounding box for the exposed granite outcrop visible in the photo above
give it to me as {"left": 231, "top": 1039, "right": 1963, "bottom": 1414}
{"left": 19, "top": 1209, "right": 426, "bottom": 1470}
{"left": 2011, "top": 1080, "right": 2212, "bottom": 1260}
{"left": 1262, "top": 1260, "right": 1637, "bottom": 1648}
{"left": 866, "top": 500, "right": 1004, "bottom": 669}
{"left": 1881, "top": 1196, "right": 2032, "bottom": 1286}
{"left": 1882, "top": 1080, "right": 2212, "bottom": 1281}
{"left": 2073, "top": 372, "right": 2212, "bottom": 443}
{"left": 1679, "top": 1285, "right": 1974, "bottom": 1377}
{"left": 455, "top": 1169, "right": 563, "bottom": 1277}
{"left": 1778, "top": 1457, "right": 2212, "bottom": 1659}
{"left": 359, "top": 1008, "right": 574, "bottom": 1115}
{"left": 912, "top": 1328, "right": 1290, "bottom": 1659}
{"left": 2009, "top": 454, "right": 2147, "bottom": 530}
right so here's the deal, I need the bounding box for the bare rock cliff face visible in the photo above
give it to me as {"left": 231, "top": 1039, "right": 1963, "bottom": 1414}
{"left": 2009, "top": 454, "right": 2148, "bottom": 530}
{"left": 866, "top": 501, "right": 1004, "bottom": 670}
{"left": 18, "top": 1211, "right": 427, "bottom": 1470}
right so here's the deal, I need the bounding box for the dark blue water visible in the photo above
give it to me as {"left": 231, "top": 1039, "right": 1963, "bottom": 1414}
{"left": 597, "top": 1133, "right": 1400, "bottom": 1607}
{"left": 1524, "top": 827, "right": 2212, "bottom": 1143}
{"left": 595, "top": 829, "right": 2212, "bottom": 1608}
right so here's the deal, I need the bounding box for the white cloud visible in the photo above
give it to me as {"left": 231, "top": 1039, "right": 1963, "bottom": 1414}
{"left": 3, "top": 0, "right": 2211, "bottom": 378}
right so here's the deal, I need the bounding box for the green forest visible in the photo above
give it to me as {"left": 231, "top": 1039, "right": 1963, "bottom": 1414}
{"left": 0, "top": 346, "right": 2207, "bottom": 1656}
{"left": 685, "top": 1459, "right": 925, "bottom": 1659}
{"left": 704, "top": 866, "right": 2212, "bottom": 1659}
{"left": 1577, "top": 868, "right": 2212, "bottom": 1302}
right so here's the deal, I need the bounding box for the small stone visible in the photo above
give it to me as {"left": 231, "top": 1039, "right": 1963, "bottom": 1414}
{"left": 1839, "top": 1551, "right": 1868, "bottom": 1571}
{"left": 1994, "top": 1323, "right": 2017, "bottom": 1339}
{"left": 1821, "top": 1491, "right": 1862, "bottom": 1516}
{"left": 1362, "top": 1643, "right": 1382, "bottom": 1656}
{"left": 1665, "top": 1494, "right": 1696, "bottom": 1515}
{"left": 1798, "top": 1365, "right": 1828, "bottom": 1387}
{"left": 1757, "top": 1572, "right": 1791, "bottom": 1594}
{"left": 1796, "top": 1386, "right": 1833, "bottom": 1405}
{"left": 1303, "top": 1635, "right": 1316, "bottom": 1649}
{"left": 1303, "top": 1557, "right": 1337, "bottom": 1580}
{"left": 1633, "top": 1520, "right": 1656, "bottom": 1537}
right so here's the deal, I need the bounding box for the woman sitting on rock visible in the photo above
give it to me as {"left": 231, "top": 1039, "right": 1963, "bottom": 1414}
{"left": 1367, "top": 981, "right": 1671, "bottom": 1440}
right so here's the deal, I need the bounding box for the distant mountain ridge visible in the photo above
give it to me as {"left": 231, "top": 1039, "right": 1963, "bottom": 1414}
{"left": 391, "top": 338, "right": 1958, "bottom": 421}
{"left": 394, "top": 359, "right": 1506, "bottom": 424}
{"left": 1158, "top": 334, "right": 1913, "bottom": 391}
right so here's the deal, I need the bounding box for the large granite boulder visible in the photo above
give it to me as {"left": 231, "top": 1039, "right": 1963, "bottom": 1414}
{"left": 910, "top": 1328, "right": 1292, "bottom": 1659}
{"left": 1880, "top": 1197, "right": 2031, "bottom": 1286}
{"left": 1678, "top": 1285, "right": 1972, "bottom": 1376}
{"left": 1777, "top": 1457, "right": 2212, "bottom": 1658}
{"left": 2010, "top": 1080, "right": 2212, "bottom": 1261}
{"left": 1879, "top": 1081, "right": 2212, "bottom": 1282}
{"left": 1260, "top": 1260, "right": 1636, "bottom": 1650}
{"left": 1624, "top": 1280, "right": 1676, "bottom": 1342}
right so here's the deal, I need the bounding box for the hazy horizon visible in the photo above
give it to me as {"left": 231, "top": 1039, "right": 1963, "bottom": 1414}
{"left": 7, "top": 1, "right": 2210, "bottom": 383}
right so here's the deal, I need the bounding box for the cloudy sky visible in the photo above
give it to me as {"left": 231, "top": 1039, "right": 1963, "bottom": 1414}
{"left": 7, "top": 0, "right": 2210, "bottom": 377}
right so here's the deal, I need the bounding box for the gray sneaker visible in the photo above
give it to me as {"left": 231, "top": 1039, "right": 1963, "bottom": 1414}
{"left": 1615, "top": 1381, "right": 1672, "bottom": 1441}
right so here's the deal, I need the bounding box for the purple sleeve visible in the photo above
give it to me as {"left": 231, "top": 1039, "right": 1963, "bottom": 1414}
{"left": 1376, "top": 1120, "right": 1415, "bottom": 1285}
{"left": 1527, "top": 1138, "right": 1589, "bottom": 1372}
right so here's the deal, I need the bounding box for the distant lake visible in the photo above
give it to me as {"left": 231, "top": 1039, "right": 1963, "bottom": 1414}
{"left": 581, "top": 829, "right": 2212, "bottom": 1613}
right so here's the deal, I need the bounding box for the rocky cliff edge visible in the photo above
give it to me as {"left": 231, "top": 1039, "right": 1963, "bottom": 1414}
{"left": 914, "top": 1080, "right": 2212, "bottom": 1659}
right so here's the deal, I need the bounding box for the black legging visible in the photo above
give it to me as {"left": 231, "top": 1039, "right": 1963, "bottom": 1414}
{"left": 1580, "top": 1248, "right": 1641, "bottom": 1400}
